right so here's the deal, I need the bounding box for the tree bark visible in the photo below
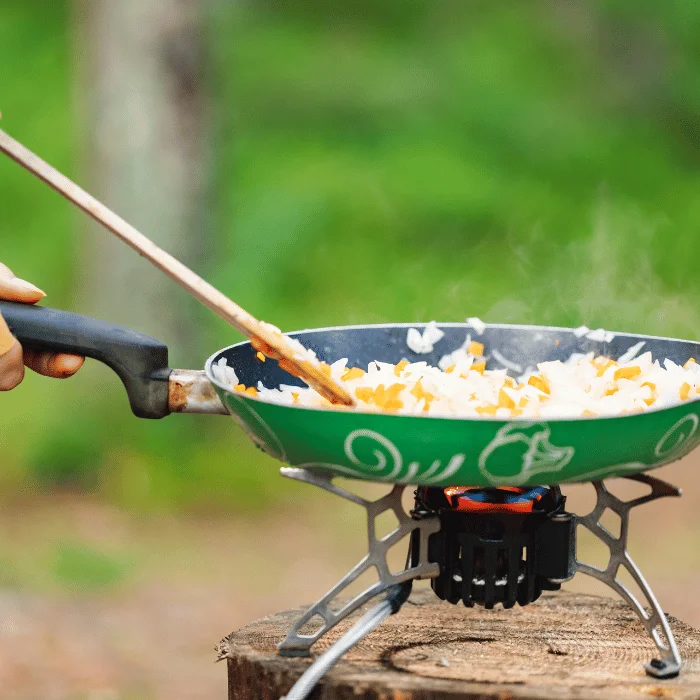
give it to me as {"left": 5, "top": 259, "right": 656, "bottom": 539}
{"left": 76, "top": 0, "right": 210, "bottom": 365}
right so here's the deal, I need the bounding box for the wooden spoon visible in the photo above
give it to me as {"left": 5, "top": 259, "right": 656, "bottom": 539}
{"left": 0, "top": 128, "right": 355, "bottom": 406}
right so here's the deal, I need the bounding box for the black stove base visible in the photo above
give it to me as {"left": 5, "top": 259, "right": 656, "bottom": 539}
{"left": 424, "top": 506, "right": 575, "bottom": 608}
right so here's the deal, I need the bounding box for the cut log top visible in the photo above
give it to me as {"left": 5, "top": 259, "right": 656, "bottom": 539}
{"left": 220, "top": 589, "right": 700, "bottom": 700}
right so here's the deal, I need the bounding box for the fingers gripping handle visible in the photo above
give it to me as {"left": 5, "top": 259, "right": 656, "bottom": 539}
{"left": 0, "top": 301, "right": 171, "bottom": 418}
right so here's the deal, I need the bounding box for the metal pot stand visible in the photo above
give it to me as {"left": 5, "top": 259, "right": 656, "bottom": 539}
{"left": 277, "top": 468, "right": 681, "bottom": 693}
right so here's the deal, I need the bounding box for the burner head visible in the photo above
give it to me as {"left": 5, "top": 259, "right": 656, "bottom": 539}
{"left": 413, "top": 486, "right": 576, "bottom": 610}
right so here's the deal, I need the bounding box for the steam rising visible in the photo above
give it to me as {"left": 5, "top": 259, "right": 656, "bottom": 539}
{"left": 489, "top": 204, "right": 699, "bottom": 340}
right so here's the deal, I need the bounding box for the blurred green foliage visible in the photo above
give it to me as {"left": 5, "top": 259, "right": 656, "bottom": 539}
{"left": 51, "top": 541, "right": 129, "bottom": 590}
{"left": 2, "top": 1, "right": 700, "bottom": 511}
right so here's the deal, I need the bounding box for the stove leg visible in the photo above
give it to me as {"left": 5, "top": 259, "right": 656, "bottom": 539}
{"left": 575, "top": 473, "right": 682, "bottom": 678}
{"left": 276, "top": 468, "right": 440, "bottom": 657}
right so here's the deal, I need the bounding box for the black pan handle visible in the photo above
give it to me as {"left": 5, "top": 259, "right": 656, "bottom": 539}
{"left": 0, "top": 301, "right": 171, "bottom": 419}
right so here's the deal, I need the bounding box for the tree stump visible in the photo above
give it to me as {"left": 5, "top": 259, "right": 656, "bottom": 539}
{"left": 219, "top": 589, "right": 700, "bottom": 699}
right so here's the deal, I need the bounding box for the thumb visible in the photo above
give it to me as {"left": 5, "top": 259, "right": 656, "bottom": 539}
{"left": 0, "top": 263, "right": 45, "bottom": 304}
{"left": 0, "top": 310, "right": 16, "bottom": 356}
{"left": 0, "top": 311, "right": 24, "bottom": 390}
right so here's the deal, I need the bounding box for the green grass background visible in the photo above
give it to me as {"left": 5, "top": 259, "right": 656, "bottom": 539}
{"left": 2, "top": 0, "right": 700, "bottom": 513}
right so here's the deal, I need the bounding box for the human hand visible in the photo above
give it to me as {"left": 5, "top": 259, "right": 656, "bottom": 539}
{"left": 0, "top": 263, "right": 84, "bottom": 390}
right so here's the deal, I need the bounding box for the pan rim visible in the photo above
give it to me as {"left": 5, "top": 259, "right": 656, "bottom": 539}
{"left": 204, "top": 322, "right": 700, "bottom": 424}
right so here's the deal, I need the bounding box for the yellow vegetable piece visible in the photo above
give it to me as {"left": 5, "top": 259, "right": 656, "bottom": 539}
{"left": 498, "top": 388, "right": 515, "bottom": 409}
{"left": 373, "top": 383, "right": 406, "bottom": 409}
{"left": 468, "top": 341, "right": 484, "bottom": 357}
{"left": 471, "top": 361, "right": 486, "bottom": 375}
{"left": 605, "top": 387, "right": 618, "bottom": 396}
{"left": 373, "top": 384, "right": 406, "bottom": 408}
{"left": 291, "top": 392, "right": 299, "bottom": 403}
{"left": 444, "top": 364, "right": 456, "bottom": 374}
{"left": 372, "top": 384, "right": 387, "bottom": 406}
{"left": 644, "top": 398, "right": 655, "bottom": 406}
{"left": 596, "top": 359, "right": 617, "bottom": 377}
{"left": 394, "top": 360, "right": 409, "bottom": 376}
{"left": 244, "top": 386, "right": 258, "bottom": 397}
{"left": 234, "top": 383, "right": 246, "bottom": 393}
{"left": 614, "top": 366, "right": 641, "bottom": 381}
{"left": 256, "top": 351, "right": 266, "bottom": 362}
{"left": 355, "top": 387, "right": 373, "bottom": 402}
{"left": 410, "top": 380, "right": 435, "bottom": 404}
{"left": 528, "top": 375, "right": 550, "bottom": 395}
{"left": 685, "top": 358, "right": 697, "bottom": 368}
{"left": 680, "top": 382, "right": 691, "bottom": 400}
{"left": 342, "top": 367, "right": 366, "bottom": 381}
{"left": 476, "top": 405, "right": 498, "bottom": 415}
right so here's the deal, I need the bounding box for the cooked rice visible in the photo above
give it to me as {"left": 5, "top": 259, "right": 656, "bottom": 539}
{"left": 467, "top": 317, "right": 486, "bottom": 335}
{"left": 219, "top": 322, "right": 700, "bottom": 418}
{"left": 406, "top": 321, "right": 445, "bottom": 354}
{"left": 586, "top": 328, "right": 616, "bottom": 343}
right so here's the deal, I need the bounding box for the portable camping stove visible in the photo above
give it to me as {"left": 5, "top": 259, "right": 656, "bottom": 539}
{"left": 276, "top": 468, "right": 681, "bottom": 687}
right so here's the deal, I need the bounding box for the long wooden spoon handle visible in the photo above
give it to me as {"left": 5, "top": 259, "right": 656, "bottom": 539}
{"left": 0, "top": 128, "right": 354, "bottom": 406}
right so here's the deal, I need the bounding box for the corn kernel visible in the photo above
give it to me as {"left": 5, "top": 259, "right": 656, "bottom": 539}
{"left": 471, "top": 361, "right": 486, "bottom": 375}
{"left": 256, "top": 351, "right": 266, "bottom": 362}
{"left": 680, "top": 382, "right": 691, "bottom": 400}
{"left": 444, "top": 364, "right": 456, "bottom": 374}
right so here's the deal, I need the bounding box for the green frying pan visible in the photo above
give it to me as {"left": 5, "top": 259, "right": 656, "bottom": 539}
{"left": 3, "top": 301, "right": 700, "bottom": 488}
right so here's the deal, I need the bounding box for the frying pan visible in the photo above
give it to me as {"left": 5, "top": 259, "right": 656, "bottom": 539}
{"left": 3, "top": 300, "right": 700, "bottom": 488}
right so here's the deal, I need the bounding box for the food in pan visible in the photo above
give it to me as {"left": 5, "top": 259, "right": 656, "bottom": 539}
{"left": 211, "top": 320, "right": 700, "bottom": 419}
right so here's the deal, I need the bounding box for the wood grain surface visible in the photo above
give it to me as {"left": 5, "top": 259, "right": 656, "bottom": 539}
{"left": 220, "top": 588, "right": 700, "bottom": 699}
